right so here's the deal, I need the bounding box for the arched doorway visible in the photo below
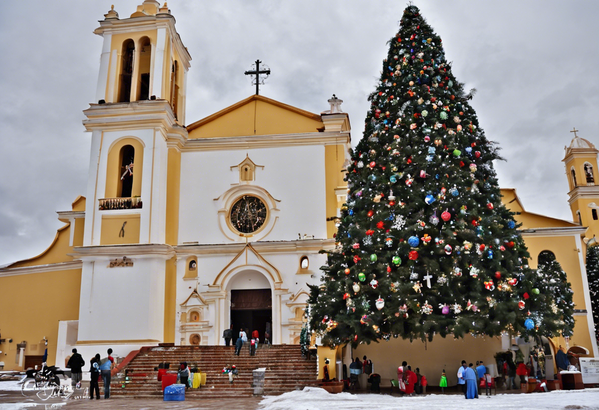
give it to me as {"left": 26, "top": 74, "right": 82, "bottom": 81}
{"left": 227, "top": 270, "right": 272, "bottom": 345}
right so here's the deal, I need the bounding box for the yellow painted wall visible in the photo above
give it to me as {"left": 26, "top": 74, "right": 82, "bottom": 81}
{"left": 188, "top": 98, "right": 324, "bottom": 138}
{"left": 523, "top": 235, "right": 586, "bottom": 310}
{"left": 163, "top": 256, "right": 177, "bottom": 343}
{"left": 325, "top": 144, "right": 346, "bottom": 239}
{"left": 105, "top": 138, "right": 144, "bottom": 199}
{"left": 552, "top": 315, "right": 594, "bottom": 356}
{"left": 10, "top": 225, "right": 74, "bottom": 268}
{"left": 354, "top": 335, "right": 503, "bottom": 386}
{"left": 0, "top": 268, "right": 81, "bottom": 370}
{"left": 317, "top": 345, "right": 341, "bottom": 380}
{"left": 165, "top": 147, "right": 181, "bottom": 245}
{"left": 100, "top": 214, "right": 140, "bottom": 245}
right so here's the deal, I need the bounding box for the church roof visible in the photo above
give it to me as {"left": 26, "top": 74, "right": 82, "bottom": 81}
{"left": 186, "top": 95, "right": 325, "bottom": 138}
{"left": 501, "top": 188, "right": 579, "bottom": 229}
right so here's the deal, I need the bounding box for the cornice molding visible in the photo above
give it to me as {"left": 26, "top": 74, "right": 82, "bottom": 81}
{"left": 182, "top": 131, "right": 350, "bottom": 152}
{"left": 567, "top": 186, "right": 599, "bottom": 203}
{"left": 0, "top": 260, "right": 82, "bottom": 277}
{"left": 83, "top": 100, "right": 187, "bottom": 136}
{"left": 71, "top": 244, "right": 175, "bottom": 261}
{"left": 175, "top": 239, "right": 335, "bottom": 256}
{"left": 519, "top": 226, "right": 587, "bottom": 237}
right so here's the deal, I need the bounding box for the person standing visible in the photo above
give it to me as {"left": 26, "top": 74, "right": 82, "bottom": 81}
{"left": 235, "top": 328, "right": 247, "bottom": 356}
{"left": 439, "top": 369, "right": 448, "bottom": 393}
{"left": 252, "top": 329, "right": 260, "bottom": 349}
{"left": 457, "top": 360, "right": 466, "bottom": 395}
{"left": 223, "top": 324, "right": 233, "bottom": 347}
{"left": 404, "top": 365, "right": 417, "bottom": 396}
{"left": 89, "top": 354, "right": 101, "bottom": 400}
{"left": 476, "top": 360, "right": 486, "bottom": 394}
{"left": 178, "top": 362, "right": 190, "bottom": 389}
{"left": 99, "top": 348, "right": 115, "bottom": 399}
{"left": 463, "top": 363, "right": 478, "bottom": 399}
{"left": 66, "top": 348, "right": 85, "bottom": 389}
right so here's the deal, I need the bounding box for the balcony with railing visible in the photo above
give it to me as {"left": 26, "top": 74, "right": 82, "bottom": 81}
{"left": 98, "top": 197, "right": 142, "bottom": 210}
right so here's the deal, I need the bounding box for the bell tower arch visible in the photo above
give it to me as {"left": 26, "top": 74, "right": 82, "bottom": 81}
{"left": 93, "top": 1, "right": 190, "bottom": 123}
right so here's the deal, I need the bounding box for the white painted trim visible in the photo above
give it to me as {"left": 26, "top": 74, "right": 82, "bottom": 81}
{"left": 0, "top": 261, "right": 82, "bottom": 277}
{"left": 96, "top": 33, "right": 112, "bottom": 102}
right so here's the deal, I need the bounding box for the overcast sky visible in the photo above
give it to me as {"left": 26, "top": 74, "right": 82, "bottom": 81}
{"left": 1, "top": 1, "right": 597, "bottom": 266}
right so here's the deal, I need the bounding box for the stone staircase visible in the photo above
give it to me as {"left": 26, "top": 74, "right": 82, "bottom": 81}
{"left": 110, "top": 344, "right": 318, "bottom": 398}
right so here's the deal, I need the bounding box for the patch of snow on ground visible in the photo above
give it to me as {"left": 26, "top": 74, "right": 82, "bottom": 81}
{"left": 258, "top": 387, "right": 599, "bottom": 410}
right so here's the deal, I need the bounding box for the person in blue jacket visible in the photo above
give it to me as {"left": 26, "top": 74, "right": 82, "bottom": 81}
{"left": 463, "top": 363, "right": 479, "bottom": 399}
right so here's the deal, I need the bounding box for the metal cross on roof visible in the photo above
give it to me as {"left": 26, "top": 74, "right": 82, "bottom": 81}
{"left": 571, "top": 127, "right": 579, "bottom": 138}
{"left": 244, "top": 59, "right": 271, "bottom": 95}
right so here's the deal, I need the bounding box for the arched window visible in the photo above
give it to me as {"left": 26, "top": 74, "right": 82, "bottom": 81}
{"left": 137, "top": 37, "right": 152, "bottom": 101}
{"left": 118, "top": 40, "right": 135, "bottom": 102}
{"left": 593, "top": 209, "right": 598, "bottom": 221}
{"left": 584, "top": 163, "right": 595, "bottom": 184}
{"left": 577, "top": 211, "right": 582, "bottom": 225}
{"left": 118, "top": 145, "right": 135, "bottom": 198}
{"left": 571, "top": 167, "right": 577, "bottom": 188}
{"left": 538, "top": 250, "right": 556, "bottom": 266}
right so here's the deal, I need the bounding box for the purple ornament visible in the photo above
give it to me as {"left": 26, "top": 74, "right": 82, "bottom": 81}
{"left": 441, "top": 305, "right": 450, "bottom": 315}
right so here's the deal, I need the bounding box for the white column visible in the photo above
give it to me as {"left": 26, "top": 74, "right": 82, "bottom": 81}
{"left": 130, "top": 44, "right": 140, "bottom": 101}
{"left": 272, "top": 290, "right": 283, "bottom": 344}
{"left": 95, "top": 33, "right": 112, "bottom": 102}
{"left": 152, "top": 28, "right": 167, "bottom": 99}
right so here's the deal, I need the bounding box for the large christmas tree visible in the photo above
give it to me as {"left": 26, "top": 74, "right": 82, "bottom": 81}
{"left": 585, "top": 244, "right": 599, "bottom": 343}
{"left": 308, "top": 5, "right": 570, "bottom": 347}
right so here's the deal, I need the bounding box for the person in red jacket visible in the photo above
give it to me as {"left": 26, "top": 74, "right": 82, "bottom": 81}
{"left": 252, "top": 329, "right": 260, "bottom": 349}
{"left": 404, "top": 366, "right": 418, "bottom": 395}
{"left": 516, "top": 361, "right": 529, "bottom": 386}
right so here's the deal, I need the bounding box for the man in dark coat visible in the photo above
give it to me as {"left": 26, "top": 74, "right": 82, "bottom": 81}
{"left": 67, "top": 348, "right": 85, "bottom": 388}
{"left": 223, "top": 324, "right": 233, "bottom": 347}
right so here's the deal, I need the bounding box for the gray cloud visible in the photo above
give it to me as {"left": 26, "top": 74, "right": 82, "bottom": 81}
{"left": 1, "top": 0, "right": 597, "bottom": 265}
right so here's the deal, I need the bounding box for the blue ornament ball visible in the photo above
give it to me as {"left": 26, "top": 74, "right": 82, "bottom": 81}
{"left": 349, "top": 209, "right": 354, "bottom": 216}
{"left": 425, "top": 194, "right": 435, "bottom": 205}
{"left": 408, "top": 236, "right": 420, "bottom": 248}
{"left": 524, "top": 318, "right": 534, "bottom": 330}
{"left": 507, "top": 221, "right": 516, "bottom": 229}
{"left": 390, "top": 175, "right": 397, "bottom": 183}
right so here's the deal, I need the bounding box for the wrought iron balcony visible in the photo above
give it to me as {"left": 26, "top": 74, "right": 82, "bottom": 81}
{"left": 98, "top": 197, "right": 142, "bottom": 210}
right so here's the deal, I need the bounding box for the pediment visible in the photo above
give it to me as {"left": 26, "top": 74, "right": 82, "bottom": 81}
{"left": 187, "top": 95, "right": 324, "bottom": 139}
{"left": 181, "top": 289, "right": 208, "bottom": 307}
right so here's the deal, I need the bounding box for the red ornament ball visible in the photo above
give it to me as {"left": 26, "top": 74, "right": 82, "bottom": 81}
{"left": 441, "top": 211, "right": 451, "bottom": 221}
{"left": 369, "top": 161, "right": 376, "bottom": 168}
{"left": 487, "top": 203, "right": 494, "bottom": 210}
{"left": 344, "top": 268, "right": 350, "bottom": 275}
{"left": 495, "top": 271, "right": 501, "bottom": 279}
{"left": 367, "top": 210, "right": 374, "bottom": 218}
{"left": 408, "top": 250, "right": 419, "bottom": 260}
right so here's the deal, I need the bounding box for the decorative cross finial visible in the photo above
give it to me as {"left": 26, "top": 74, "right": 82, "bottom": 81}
{"left": 571, "top": 127, "right": 579, "bottom": 138}
{"left": 244, "top": 60, "right": 270, "bottom": 95}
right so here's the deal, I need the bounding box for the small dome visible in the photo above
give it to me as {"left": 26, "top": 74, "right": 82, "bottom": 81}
{"left": 569, "top": 136, "right": 596, "bottom": 150}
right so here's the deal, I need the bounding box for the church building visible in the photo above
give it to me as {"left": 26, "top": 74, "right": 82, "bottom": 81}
{"left": 0, "top": 1, "right": 596, "bottom": 380}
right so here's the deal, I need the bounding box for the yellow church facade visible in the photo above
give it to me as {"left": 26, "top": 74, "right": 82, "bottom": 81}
{"left": 0, "top": 1, "right": 596, "bottom": 379}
